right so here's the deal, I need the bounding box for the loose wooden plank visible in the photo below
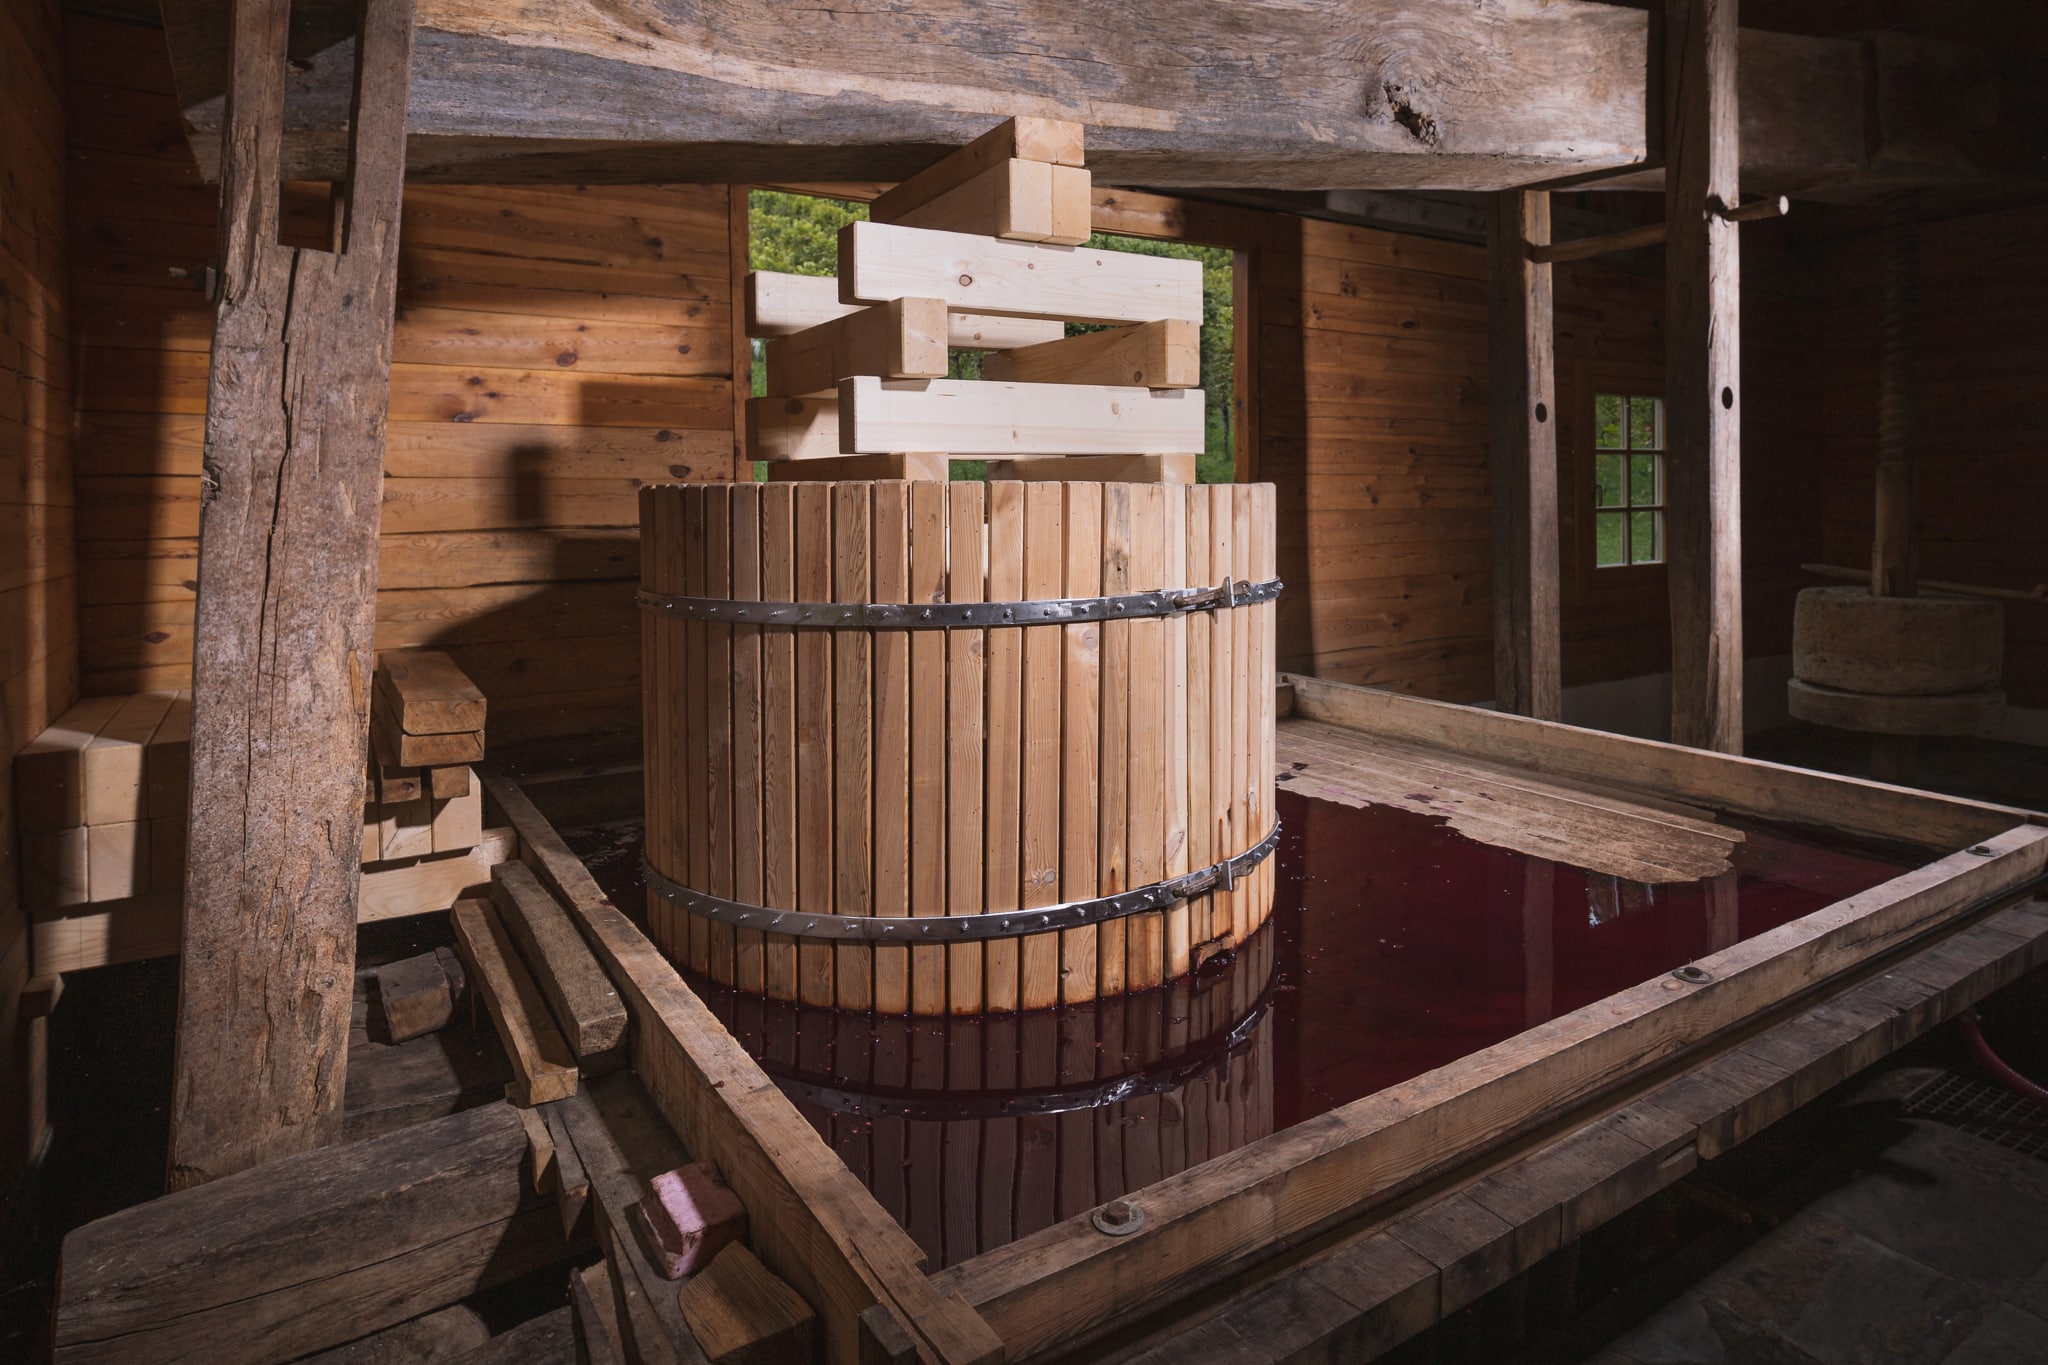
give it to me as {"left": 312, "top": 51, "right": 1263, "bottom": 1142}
{"left": 744, "top": 271, "right": 1060, "bottom": 349}
{"left": 832, "top": 483, "right": 875, "bottom": 1012}
{"left": 53, "top": 1103, "right": 563, "bottom": 1365}
{"left": 1018, "top": 483, "right": 1064, "bottom": 1011}
{"left": 451, "top": 898, "right": 579, "bottom": 1105}
{"left": 572, "top": 1263, "right": 628, "bottom": 1365}
{"left": 167, "top": 0, "right": 419, "bottom": 1188}
{"left": 677, "top": 1243, "right": 818, "bottom": 1365}
{"left": 908, "top": 482, "right": 949, "bottom": 1015}
{"left": 945, "top": 482, "right": 987, "bottom": 1015}
{"left": 981, "top": 321, "right": 1199, "bottom": 389}
{"left": 374, "top": 702, "right": 485, "bottom": 767}
{"left": 838, "top": 377, "right": 1205, "bottom": 456}
{"left": 840, "top": 221, "right": 1203, "bottom": 325}
{"left": 872, "top": 483, "right": 912, "bottom": 1015}
{"left": 1058, "top": 482, "right": 1102, "bottom": 1004}
{"left": 763, "top": 298, "right": 947, "bottom": 399}
{"left": 376, "top": 649, "right": 488, "bottom": 735}
{"left": 490, "top": 860, "right": 629, "bottom": 1065}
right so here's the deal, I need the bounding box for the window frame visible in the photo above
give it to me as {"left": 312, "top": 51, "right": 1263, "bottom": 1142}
{"left": 1567, "top": 364, "right": 1668, "bottom": 595}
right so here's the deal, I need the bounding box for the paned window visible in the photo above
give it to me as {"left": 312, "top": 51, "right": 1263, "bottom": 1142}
{"left": 1593, "top": 393, "right": 1664, "bottom": 567}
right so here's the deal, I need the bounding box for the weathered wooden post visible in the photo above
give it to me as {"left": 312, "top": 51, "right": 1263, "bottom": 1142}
{"left": 168, "top": 0, "right": 418, "bottom": 1187}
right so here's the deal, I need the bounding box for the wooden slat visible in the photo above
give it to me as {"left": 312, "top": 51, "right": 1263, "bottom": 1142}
{"left": 980, "top": 321, "right": 1199, "bottom": 389}
{"left": 760, "top": 485, "right": 801, "bottom": 1003}
{"left": 744, "top": 270, "right": 1061, "bottom": 349}
{"left": 945, "top": 482, "right": 986, "bottom": 1015}
{"left": 450, "top": 898, "right": 579, "bottom": 1106}
{"left": 838, "top": 377, "right": 1205, "bottom": 456}
{"left": 686, "top": 485, "right": 711, "bottom": 976}
{"left": 794, "top": 484, "right": 836, "bottom": 1007}
{"left": 1161, "top": 484, "right": 1192, "bottom": 980}
{"left": 489, "top": 860, "right": 628, "bottom": 1067}
{"left": 872, "top": 482, "right": 912, "bottom": 1016}
{"left": 1125, "top": 486, "right": 1167, "bottom": 991}
{"left": 1018, "top": 483, "right": 1065, "bottom": 1011}
{"left": 1230, "top": 488, "right": 1253, "bottom": 946}
{"left": 1096, "top": 485, "right": 1133, "bottom": 1000}
{"left": 375, "top": 649, "right": 487, "bottom": 735}
{"left": 705, "top": 483, "right": 737, "bottom": 987}
{"left": 908, "top": 482, "right": 950, "bottom": 1016}
{"left": 1183, "top": 490, "right": 1214, "bottom": 952}
{"left": 1059, "top": 482, "right": 1103, "bottom": 1005}
{"left": 729, "top": 483, "right": 767, "bottom": 995}
{"left": 832, "top": 483, "right": 875, "bottom": 1012}
{"left": 981, "top": 481, "right": 1025, "bottom": 1014}
{"left": 840, "top": 221, "right": 1203, "bottom": 325}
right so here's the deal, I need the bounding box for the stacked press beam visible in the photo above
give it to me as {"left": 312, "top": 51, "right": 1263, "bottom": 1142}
{"left": 641, "top": 117, "right": 1280, "bottom": 1016}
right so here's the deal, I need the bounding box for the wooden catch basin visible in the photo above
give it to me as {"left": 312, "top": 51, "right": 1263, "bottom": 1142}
{"left": 639, "top": 479, "right": 1280, "bottom": 1015}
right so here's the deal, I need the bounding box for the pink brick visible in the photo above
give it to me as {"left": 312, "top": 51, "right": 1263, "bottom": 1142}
{"left": 635, "top": 1162, "right": 748, "bottom": 1279}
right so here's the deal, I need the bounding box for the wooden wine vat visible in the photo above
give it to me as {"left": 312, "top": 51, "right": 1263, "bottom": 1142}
{"left": 639, "top": 478, "right": 1279, "bottom": 1014}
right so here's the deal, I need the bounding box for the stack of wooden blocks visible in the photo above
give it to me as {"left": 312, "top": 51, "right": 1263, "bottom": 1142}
{"left": 744, "top": 115, "right": 1208, "bottom": 484}
{"left": 364, "top": 650, "right": 487, "bottom": 867}
{"left": 15, "top": 690, "right": 191, "bottom": 909}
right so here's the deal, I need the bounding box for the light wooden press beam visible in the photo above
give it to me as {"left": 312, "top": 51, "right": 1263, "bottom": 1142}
{"left": 1487, "top": 190, "right": 1559, "bottom": 720}
{"left": 1663, "top": 0, "right": 1745, "bottom": 755}
{"left": 168, "top": 0, "right": 417, "bottom": 1187}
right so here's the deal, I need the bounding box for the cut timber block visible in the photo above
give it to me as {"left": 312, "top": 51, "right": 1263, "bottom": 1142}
{"left": 520, "top": 1106, "right": 557, "bottom": 1192}
{"left": 745, "top": 395, "right": 840, "bottom": 462}
{"left": 869, "top": 116, "right": 1085, "bottom": 228}
{"left": 432, "top": 783, "right": 485, "bottom": 852}
{"left": 982, "top": 319, "right": 1199, "bottom": 389}
{"left": 987, "top": 454, "right": 1197, "bottom": 484}
{"left": 571, "top": 1262, "right": 628, "bottom": 1365}
{"left": 839, "top": 219, "right": 1203, "bottom": 324}
{"left": 429, "top": 764, "right": 472, "bottom": 800}
{"left": 86, "top": 821, "right": 146, "bottom": 901}
{"left": 677, "top": 1243, "right": 817, "bottom": 1365}
{"left": 543, "top": 1108, "right": 593, "bottom": 1241}
{"left": 373, "top": 757, "right": 423, "bottom": 805}
{"left": 838, "top": 376, "right": 1206, "bottom": 455}
{"left": 375, "top": 701, "right": 484, "bottom": 768}
{"left": 451, "top": 897, "right": 579, "bottom": 1105}
{"left": 763, "top": 296, "right": 948, "bottom": 398}
{"left": 762, "top": 453, "right": 948, "bottom": 482}
{"left": 358, "top": 825, "right": 520, "bottom": 923}
{"left": 744, "top": 271, "right": 1061, "bottom": 348}
{"left": 30, "top": 893, "right": 181, "bottom": 974}
{"left": 15, "top": 696, "right": 124, "bottom": 833}
{"left": 490, "top": 860, "right": 629, "bottom": 1066}
{"left": 878, "top": 157, "right": 1092, "bottom": 246}
{"left": 378, "top": 649, "right": 489, "bottom": 735}
{"left": 634, "top": 1162, "right": 748, "bottom": 1280}
{"left": 362, "top": 804, "right": 383, "bottom": 862}
{"left": 376, "top": 949, "right": 458, "bottom": 1043}
{"left": 145, "top": 691, "right": 192, "bottom": 818}
{"left": 148, "top": 816, "right": 186, "bottom": 894}
{"left": 380, "top": 796, "right": 436, "bottom": 862}
{"left": 21, "top": 827, "right": 88, "bottom": 908}
{"left": 82, "top": 690, "right": 176, "bottom": 826}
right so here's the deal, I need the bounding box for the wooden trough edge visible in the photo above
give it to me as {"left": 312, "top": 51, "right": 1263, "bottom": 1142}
{"left": 478, "top": 770, "right": 1003, "bottom": 1365}
{"left": 930, "top": 680, "right": 2048, "bottom": 1363}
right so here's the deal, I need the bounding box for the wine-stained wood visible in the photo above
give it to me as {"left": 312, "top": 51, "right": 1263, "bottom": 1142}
{"left": 1663, "top": 0, "right": 1744, "bottom": 754}
{"left": 1487, "top": 190, "right": 1559, "bottom": 720}
{"left": 168, "top": 0, "right": 418, "bottom": 1188}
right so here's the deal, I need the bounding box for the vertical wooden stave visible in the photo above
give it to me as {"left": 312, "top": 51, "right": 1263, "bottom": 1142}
{"left": 981, "top": 481, "right": 1025, "bottom": 1014}
{"left": 760, "top": 484, "right": 800, "bottom": 1002}
{"left": 1125, "top": 485, "right": 1166, "bottom": 991}
{"left": 1162, "top": 483, "right": 1191, "bottom": 981}
{"left": 639, "top": 488, "right": 668, "bottom": 957}
{"left": 1017, "top": 482, "right": 1065, "bottom": 1011}
{"left": 1183, "top": 489, "right": 1213, "bottom": 957}
{"left": 685, "top": 484, "right": 711, "bottom": 973}
{"left": 1096, "top": 486, "right": 1133, "bottom": 1000}
{"left": 1207, "top": 485, "right": 1236, "bottom": 949}
{"left": 945, "top": 482, "right": 987, "bottom": 1015}
{"left": 1256, "top": 483, "right": 1278, "bottom": 938}
{"left": 704, "top": 483, "right": 737, "bottom": 986}
{"left": 942, "top": 1016, "right": 983, "bottom": 1266}
{"left": 1058, "top": 482, "right": 1103, "bottom": 1006}
{"left": 794, "top": 482, "right": 836, "bottom": 1007}
{"left": 832, "top": 482, "right": 875, "bottom": 1012}
{"left": 729, "top": 483, "right": 767, "bottom": 995}
{"left": 1230, "top": 485, "right": 1253, "bottom": 947}
{"left": 1015, "top": 1009, "right": 1058, "bottom": 1238}
{"left": 908, "top": 483, "right": 950, "bottom": 1015}
{"left": 871, "top": 482, "right": 913, "bottom": 1015}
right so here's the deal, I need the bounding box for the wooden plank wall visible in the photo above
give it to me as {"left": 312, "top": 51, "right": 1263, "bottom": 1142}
{"left": 63, "top": 9, "right": 737, "bottom": 754}
{"left": 1257, "top": 209, "right": 1821, "bottom": 705}
{"left": 1, "top": 0, "right": 77, "bottom": 1215}
{"left": 1818, "top": 203, "right": 2048, "bottom": 712}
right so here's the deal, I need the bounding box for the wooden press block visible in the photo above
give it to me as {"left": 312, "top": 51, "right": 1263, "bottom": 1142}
{"left": 373, "top": 758, "right": 422, "bottom": 805}
{"left": 868, "top": 115, "right": 1085, "bottom": 229}
{"left": 430, "top": 785, "right": 484, "bottom": 852}
{"left": 361, "top": 803, "right": 382, "bottom": 862}
{"left": 86, "top": 821, "right": 146, "bottom": 902}
{"left": 427, "top": 764, "right": 471, "bottom": 800}
{"left": 14, "top": 696, "right": 124, "bottom": 833}
{"left": 744, "top": 395, "right": 840, "bottom": 462}
{"left": 839, "top": 219, "right": 1203, "bottom": 324}
{"left": 762, "top": 296, "right": 948, "bottom": 399}
{"left": 878, "top": 157, "right": 1093, "bottom": 245}
{"left": 676, "top": 1243, "right": 817, "bottom": 1365}
{"left": 449, "top": 898, "right": 578, "bottom": 1105}
{"left": 489, "top": 860, "right": 628, "bottom": 1064}
{"left": 838, "top": 376, "right": 1207, "bottom": 455}
{"left": 761, "top": 453, "right": 948, "bottom": 482}
{"left": 144, "top": 691, "right": 192, "bottom": 818}
{"left": 379, "top": 796, "right": 435, "bottom": 862}
{"left": 376, "top": 649, "right": 487, "bottom": 735}
{"left": 82, "top": 691, "right": 177, "bottom": 826}
{"left": 982, "top": 318, "right": 1200, "bottom": 388}
{"left": 743, "top": 269, "right": 1061, "bottom": 348}
{"left": 988, "top": 453, "right": 1198, "bottom": 484}
{"left": 21, "top": 827, "right": 89, "bottom": 908}
{"left": 633, "top": 1162, "right": 747, "bottom": 1279}
{"left": 147, "top": 815, "right": 187, "bottom": 894}
{"left": 374, "top": 950, "right": 457, "bottom": 1042}
{"left": 570, "top": 1262, "right": 627, "bottom": 1365}
{"left": 375, "top": 705, "right": 483, "bottom": 768}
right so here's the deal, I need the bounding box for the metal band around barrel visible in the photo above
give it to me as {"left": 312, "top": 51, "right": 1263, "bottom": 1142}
{"left": 644, "top": 822, "right": 1280, "bottom": 943}
{"left": 634, "top": 576, "right": 1281, "bottom": 629}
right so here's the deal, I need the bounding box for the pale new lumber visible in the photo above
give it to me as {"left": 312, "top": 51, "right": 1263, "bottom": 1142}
{"left": 480, "top": 771, "right": 1003, "bottom": 1365}
{"left": 879, "top": 158, "right": 1092, "bottom": 246}
{"left": 85, "top": 822, "right": 144, "bottom": 902}
{"left": 1018, "top": 483, "right": 1064, "bottom": 1010}
{"left": 376, "top": 649, "right": 488, "bottom": 735}
{"left": 429, "top": 764, "right": 472, "bottom": 799}
{"left": 743, "top": 271, "right": 1060, "bottom": 349}
{"left": 358, "top": 826, "right": 520, "bottom": 922}
{"left": 1281, "top": 675, "right": 2033, "bottom": 850}
{"left": 986, "top": 454, "right": 1196, "bottom": 484}
{"left": 832, "top": 483, "right": 875, "bottom": 1011}
{"left": 981, "top": 320, "right": 1199, "bottom": 389}
{"left": 1059, "top": 483, "right": 1103, "bottom": 1004}
{"left": 380, "top": 797, "right": 435, "bottom": 863}
{"left": 81, "top": 690, "right": 176, "bottom": 825}
{"left": 145, "top": 691, "right": 192, "bottom": 818}
{"left": 22, "top": 828, "right": 88, "bottom": 909}
{"left": 745, "top": 396, "right": 839, "bottom": 462}
{"left": 871, "top": 482, "right": 912, "bottom": 1014}
{"left": 678, "top": 1243, "right": 818, "bottom": 1365}
{"left": 838, "top": 377, "right": 1205, "bottom": 456}
{"left": 936, "top": 817, "right": 2048, "bottom": 1361}
{"left": 762, "top": 297, "right": 947, "bottom": 400}
{"left": 450, "top": 898, "right": 579, "bottom": 1106}
{"left": 490, "top": 860, "right": 629, "bottom": 1064}
{"left": 14, "top": 695, "right": 123, "bottom": 833}
{"left": 908, "top": 481, "right": 950, "bottom": 1015}
{"left": 840, "top": 221, "right": 1203, "bottom": 324}
{"left": 431, "top": 784, "right": 484, "bottom": 851}
{"left": 763, "top": 453, "right": 948, "bottom": 482}
{"left": 868, "top": 116, "right": 1085, "bottom": 226}
{"left": 53, "top": 1103, "right": 562, "bottom": 1365}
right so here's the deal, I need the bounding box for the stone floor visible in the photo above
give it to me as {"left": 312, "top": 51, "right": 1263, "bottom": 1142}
{"left": 1590, "top": 1118, "right": 2048, "bottom": 1364}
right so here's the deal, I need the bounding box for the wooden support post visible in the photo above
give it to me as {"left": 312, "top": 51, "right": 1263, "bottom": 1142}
{"left": 167, "top": 0, "right": 418, "bottom": 1187}
{"left": 1663, "top": 0, "right": 1745, "bottom": 754}
{"left": 1488, "top": 190, "right": 1560, "bottom": 721}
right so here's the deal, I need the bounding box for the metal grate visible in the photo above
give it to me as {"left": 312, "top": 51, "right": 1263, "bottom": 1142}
{"left": 1901, "top": 1070, "right": 2048, "bottom": 1160}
